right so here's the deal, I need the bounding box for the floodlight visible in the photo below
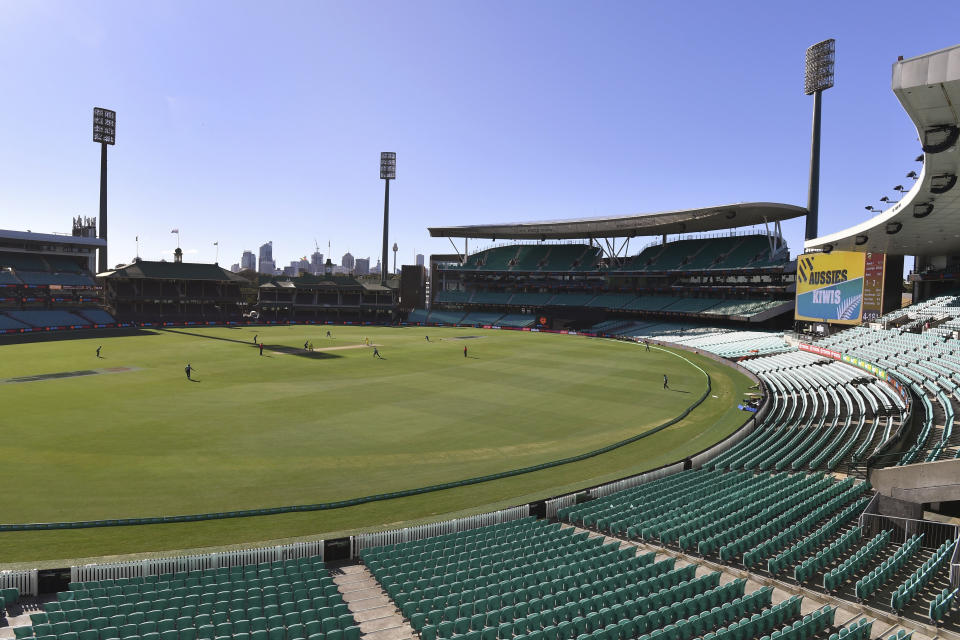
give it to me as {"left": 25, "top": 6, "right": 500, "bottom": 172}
{"left": 804, "top": 39, "right": 835, "bottom": 95}
{"left": 380, "top": 152, "right": 396, "bottom": 284}
{"left": 380, "top": 152, "right": 396, "bottom": 180}
{"left": 906, "top": 171, "right": 918, "bottom": 180}
{"left": 804, "top": 39, "right": 835, "bottom": 241}
{"left": 93, "top": 107, "right": 116, "bottom": 145}
{"left": 93, "top": 107, "right": 116, "bottom": 274}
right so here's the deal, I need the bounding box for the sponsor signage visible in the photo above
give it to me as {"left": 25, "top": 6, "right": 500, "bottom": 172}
{"left": 795, "top": 251, "right": 874, "bottom": 325}
{"left": 798, "top": 342, "right": 840, "bottom": 359}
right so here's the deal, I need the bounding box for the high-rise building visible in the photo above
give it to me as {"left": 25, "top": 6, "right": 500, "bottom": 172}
{"left": 230, "top": 263, "right": 240, "bottom": 273}
{"left": 372, "top": 259, "right": 381, "bottom": 274}
{"left": 310, "top": 251, "right": 324, "bottom": 274}
{"left": 258, "top": 241, "right": 273, "bottom": 273}
{"left": 342, "top": 252, "right": 355, "bottom": 271}
{"left": 241, "top": 250, "right": 256, "bottom": 271}
{"left": 259, "top": 259, "right": 276, "bottom": 275}
{"left": 355, "top": 258, "right": 370, "bottom": 275}
{"left": 416, "top": 253, "right": 425, "bottom": 267}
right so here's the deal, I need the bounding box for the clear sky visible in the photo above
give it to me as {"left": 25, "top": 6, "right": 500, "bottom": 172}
{"left": 0, "top": 1, "right": 958, "bottom": 271}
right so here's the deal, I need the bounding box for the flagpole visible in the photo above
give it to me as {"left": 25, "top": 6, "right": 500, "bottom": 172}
{"left": 214, "top": 242, "right": 219, "bottom": 264}
{"left": 135, "top": 235, "right": 139, "bottom": 260}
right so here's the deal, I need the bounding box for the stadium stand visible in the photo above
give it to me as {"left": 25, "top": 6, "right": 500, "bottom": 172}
{"left": 426, "top": 234, "right": 792, "bottom": 331}
{"left": 507, "top": 292, "right": 553, "bottom": 307}
{"left": 6, "top": 310, "right": 90, "bottom": 329}
{"left": 0, "top": 314, "right": 30, "bottom": 330}
{"left": 77, "top": 309, "right": 119, "bottom": 325}
{"left": 704, "top": 351, "right": 905, "bottom": 474}
{"left": 14, "top": 557, "right": 358, "bottom": 640}
{"left": 406, "top": 309, "right": 431, "bottom": 324}
{"left": 426, "top": 310, "right": 468, "bottom": 325}
{"left": 470, "top": 292, "right": 515, "bottom": 305}
{"left": 436, "top": 290, "right": 472, "bottom": 304}
{"left": 0, "top": 252, "right": 49, "bottom": 271}
{"left": 584, "top": 294, "right": 635, "bottom": 310}
{"left": 461, "top": 312, "right": 506, "bottom": 326}
{"left": 538, "top": 245, "right": 601, "bottom": 272}
{"left": 620, "top": 296, "right": 676, "bottom": 312}
{"left": 810, "top": 303, "right": 960, "bottom": 463}
{"left": 17, "top": 271, "right": 96, "bottom": 286}
{"left": 496, "top": 314, "right": 536, "bottom": 328}
{"left": 359, "top": 517, "right": 824, "bottom": 640}
{"left": 510, "top": 246, "right": 544, "bottom": 271}
{"left": 0, "top": 270, "right": 23, "bottom": 285}
{"left": 701, "top": 300, "right": 786, "bottom": 317}
{"left": 0, "top": 235, "right": 110, "bottom": 331}
{"left": 547, "top": 293, "right": 598, "bottom": 307}
{"left": 590, "top": 322, "right": 791, "bottom": 358}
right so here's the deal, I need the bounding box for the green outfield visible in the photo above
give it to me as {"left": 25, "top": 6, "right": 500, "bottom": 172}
{"left": 0, "top": 325, "right": 753, "bottom": 566}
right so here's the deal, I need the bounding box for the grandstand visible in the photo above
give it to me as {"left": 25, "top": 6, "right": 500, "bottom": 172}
{"left": 422, "top": 227, "right": 795, "bottom": 332}
{"left": 807, "top": 297, "right": 960, "bottom": 465}
{"left": 101, "top": 260, "right": 247, "bottom": 323}
{"left": 256, "top": 275, "right": 397, "bottom": 324}
{"left": 0, "top": 228, "right": 113, "bottom": 332}
{"left": 8, "top": 556, "right": 360, "bottom": 640}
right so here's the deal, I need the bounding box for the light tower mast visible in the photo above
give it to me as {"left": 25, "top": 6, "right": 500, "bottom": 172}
{"left": 93, "top": 107, "right": 116, "bottom": 273}
{"left": 804, "top": 39, "right": 835, "bottom": 241}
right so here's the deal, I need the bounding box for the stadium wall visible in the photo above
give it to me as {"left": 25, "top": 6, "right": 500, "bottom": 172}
{"left": 350, "top": 505, "right": 530, "bottom": 558}
{"left": 71, "top": 540, "right": 325, "bottom": 584}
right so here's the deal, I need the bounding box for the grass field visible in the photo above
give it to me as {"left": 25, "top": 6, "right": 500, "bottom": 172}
{"left": 0, "top": 325, "right": 753, "bottom": 565}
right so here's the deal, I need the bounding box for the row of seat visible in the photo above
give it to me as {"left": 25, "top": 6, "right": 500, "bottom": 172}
{"left": 833, "top": 617, "right": 872, "bottom": 640}
{"left": 793, "top": 528, "right": 863, "bottom": 584}
{"left": 703, "top": 595, "right": 802, "bottom": 640}
{"left": 420, "top": 571, "right": 731, "bottom": 640}
{"left": 928, "top": 586, "right": 959, "bottom": 623}
{"left": 740, "top": 481, "right": 870, "bottom": 569}
{"left": 1, "top": 587, "right": 19, "bottom": 619}
{"left": 823, "top": 531, "right": 890, "bottom": 592}
{"left": 891, "top": 540, "right": 956, "bottom": 612}
{"left": 14, "top": 558, "right": 357, "bottom": 640}
{"left": 766, "top": 498, "right": 868, "bottom": 577}
{"left": 855, "top": 534, "right": 923, "bottom": 600}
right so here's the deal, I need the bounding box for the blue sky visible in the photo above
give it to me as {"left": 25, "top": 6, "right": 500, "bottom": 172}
{"left": 0, "top": 1, "right": 958, "bottom": 271}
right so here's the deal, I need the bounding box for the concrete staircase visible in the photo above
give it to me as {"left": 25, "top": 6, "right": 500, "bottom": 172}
{"left": 332, "top": 564, "right": 416, "bottom": 640}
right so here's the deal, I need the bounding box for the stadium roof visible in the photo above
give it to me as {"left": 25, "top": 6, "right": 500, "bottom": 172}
{"left": 0, "top": 229, "right": 106, "bottom": 248}
{"left": 805, "top": 44, "right": 960, "bottom": 256}
{"left": 428, "top": 203, "right": 806, "bottom": 240}
{"left": 100, "top": 260, "right": 247, "bottom": 281}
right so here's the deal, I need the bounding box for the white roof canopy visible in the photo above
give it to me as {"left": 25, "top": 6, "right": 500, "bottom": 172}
{"left": 429, "top": 202, "right": 805, "bottom": 240}
{"left": 805, "top": 44, "right": 960, "bottom": 256}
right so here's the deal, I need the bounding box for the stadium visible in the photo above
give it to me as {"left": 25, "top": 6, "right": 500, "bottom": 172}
{"left": 3, "top": 22, "right": 960, "bottom": 640}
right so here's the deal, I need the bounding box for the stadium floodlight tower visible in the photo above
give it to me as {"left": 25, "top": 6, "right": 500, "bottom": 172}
{"left": 93, "top": 107, "right": 116, "bottom": 273}
{"left": 804, "top": 39, "right": 835, "bottom": 241}
{"left": 380, "top": 152, "right": 396, "bottom": 284}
